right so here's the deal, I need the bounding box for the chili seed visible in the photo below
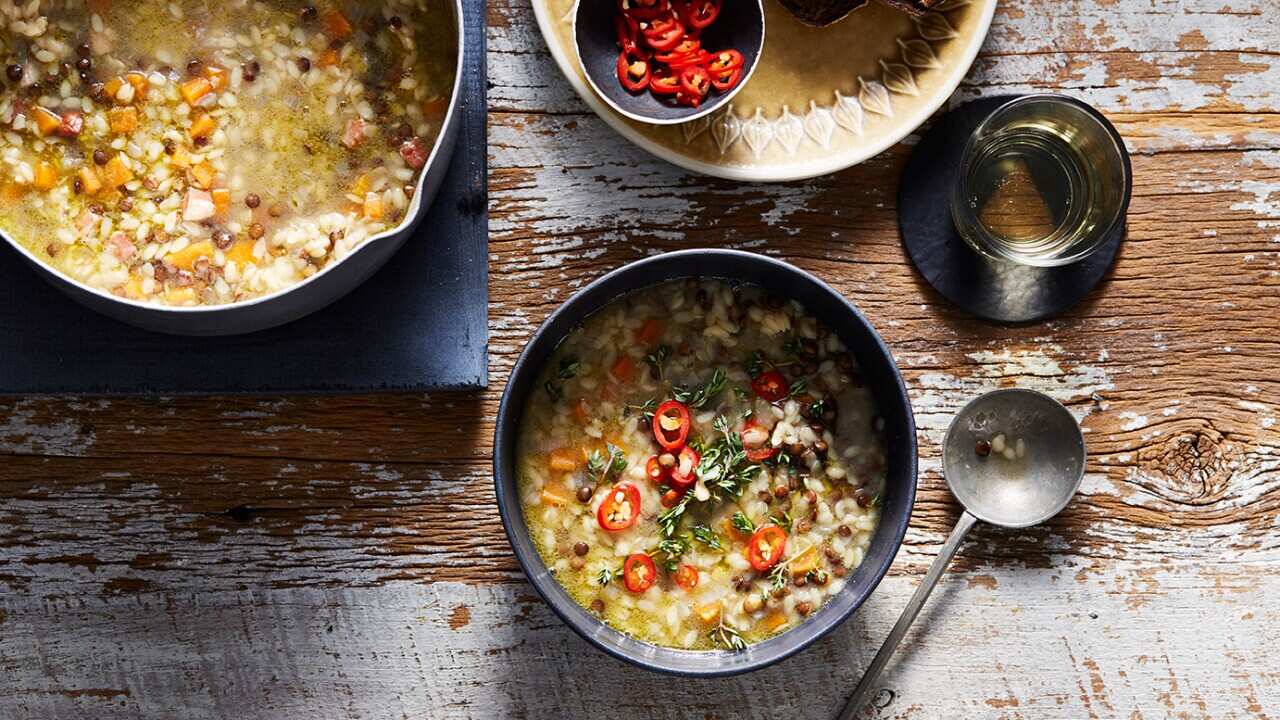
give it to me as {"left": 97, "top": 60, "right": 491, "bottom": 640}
{"left": 244, "top": 193, "right": 261, "bottom": 209}
{"left": 576, "top": 486, "right": 593, "bottom": 503}
{"left": 248, "top": 223, "right": 265, "bottom": 240}
{"left": 975, "top": 439, "right": 992, "bottom": 457}
{"left": 573, "top": 542, "right": 589, "bottom": 557}
{"left": 6, "top": 65, "right": 22, "bottom": 82}
{"left": 212, "top": 228, "right": 234, "bottom": 250}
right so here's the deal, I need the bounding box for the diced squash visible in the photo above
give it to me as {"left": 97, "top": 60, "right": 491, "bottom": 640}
{"left": 609, "top": 355, "right": 636, "bottom": 383}
{"left": 170, "top": 146, "right": 193, "bottom": 170}
{"left": 694, "top": 602, "right": 722, "bottom": 626}
{"left": 549, "top": 448, "right": 579, "bottom": 473}
{"left": 165, "top": 286, "right": 197, "bottom": 305}
{"left": 789, "top": 546, "right": 819, "bottom": 580}
{"left": 102, "top": 156, "right": 134, "bottom": 188}
{"left": 78, "top": 166, "right": 103, "bottom": 195}
{"left": 189, "top": 112, "right": 216, "bottom": 140}
{"left": 179, "top": 77, "right": 213, "bottom": 105}
{"left": 32, "top": 106, "right": 61, "bottom": 136}
{"left": 32, "top": 161, "right": 58, "bottom": 191}
{"left": 124, "top": 71, "right": 149, "bottom": 99}
{"left": 350, "top": 172, "right": 373, "bottom": 197}
{"left": 104, "top": 76, "right": 124, "bottom": 101}
{"left": 0, "top": 182, "right": 26, "bottom": 204}
{"left": 203, "top": 65, "right": 229, "bottom": 92}
{"left": 108, "top": 106, "right": 139, "bottom": 135}
{"left": 211, "top": 188, "right": 231, "bottom": 214}
{"left": 362, "top": 193, "right": 386, "bottom": 221}
{"left": 636, "top": 318, "right": 662, "bottom": 346}
{"left": 189, "top": 161, "right": 216, "bottom": 190}
{"left": 226, "top": 240, "right": 257, "bottom": 267}
{"left": 759, "top": 611, "right": 789, "bottom": 634}
{"left": 540, "top": 483, "right": 574, "bottom": 507}
{"left": 166, "top": 240, "right": 214, "bottom": 272}
{"left": 322, "top": 10, "right": 353, "bottom": 39}
{"left": 316, "top": 48, "right": 341, "bottom": 68}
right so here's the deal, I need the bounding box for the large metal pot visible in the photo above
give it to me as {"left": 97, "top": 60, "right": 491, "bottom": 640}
{"left": 0, "top": 0, "right": 466, "bottom": 337}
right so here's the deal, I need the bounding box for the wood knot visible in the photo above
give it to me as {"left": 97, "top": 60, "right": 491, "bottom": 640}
{"left": 1134, "top": 422, "right": 1235, "bottom": 505}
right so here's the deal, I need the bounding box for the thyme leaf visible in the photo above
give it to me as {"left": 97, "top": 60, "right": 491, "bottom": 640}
{"left": 691, "top": 524, "right": 723, "bottom": 551}
{"left": 671, "top": 368, "right": 727, "bottom": 409}
{"left": 730, "top": 512, "right": 756, "bottom": 535}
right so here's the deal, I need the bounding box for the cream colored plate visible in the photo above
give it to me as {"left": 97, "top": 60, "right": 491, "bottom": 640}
{"left": 532, "top": 0, "right": 996, "bottom": 182}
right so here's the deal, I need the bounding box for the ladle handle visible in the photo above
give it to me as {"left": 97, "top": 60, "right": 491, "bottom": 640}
{"left": 837, "top": 510, "right": 980, "bottom": 720}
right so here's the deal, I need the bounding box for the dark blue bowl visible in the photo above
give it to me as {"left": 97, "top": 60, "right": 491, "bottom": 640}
{"left": 493, "top": 249, "right": 917, "bottom": 676}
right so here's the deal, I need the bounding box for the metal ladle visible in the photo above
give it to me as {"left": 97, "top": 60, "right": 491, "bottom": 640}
{"left": 838, "top": 388, "right": 1086, "bottom": 719}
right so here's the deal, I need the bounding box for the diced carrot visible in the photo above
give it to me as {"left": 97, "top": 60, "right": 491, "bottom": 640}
{"left": 760, "top": 611, "right": 789, "bottom": 633}
{"left": 108, "top": 106, "right": 139, "bottom": 135}
{"left": 211, "top": 188, "right": 231, "bottom": 214}
{"left": 32, "top": 106, "right": 61, "bottom": 136}
{"left": 540, "top": 483, "right": 574, "bottom": 507}
{"left": 549, "top": 448, "right": 579, "bottom": 473}
{"left": 32, "top": 161, "right": 57, "bottom": 191}
{"left": 636, "top": 318, "right": 663, "bottom": 346}
{"left": 609, "top": 356, "right": 636, "bottom": 383}
{"left": 124, "top": 71, "right": 149, "bottom": 100}
{"left": 226, "top": 240, "right": 257, "bottom": 267}
{"left": 423, "top": 96, "right": 449, "bottom": 118}
{"left": 0, "top": 182, "right": 26, "bottom": 204}
{"left": 78, "top": 166, "right": 102, "bottom": 195}
{"left": 189, "top": 161, "right": 216, "bottom": 190}
{"left": 316, "top": 48, "right": 341, "bottom": 68}
{"left": 350, "top": 172, "right": 373, "bottom": 197}
{"left": 179, "top": 76, "right": 214, "bottom": 106}
{"left": 203, "top": 65, "right": 229, "bottom": 92}
{"left": 321, "top": 10, "right": 353, "bottom": 40}
{"left": 189, "top": 112, "right": 216, "bottom": 140}
{"left": 694, "top": 602, "right": 722, "bottom": 626}
{"left": 102, "top": 156, "right": 134, "bottom": 188}
{"left": 166, "top": 240, "right": 214, "bottom": 272}
{"left": 170, "top": 146, "right": 192, "bottom": 170}
{"left": 362, "top": 194, "right": 386, "bottom": 220}
{"left": 789, "top": 546, "right": 819, "bottom": 580}
{"left": 572, "top": 398, "right": 590, "bottom": 425}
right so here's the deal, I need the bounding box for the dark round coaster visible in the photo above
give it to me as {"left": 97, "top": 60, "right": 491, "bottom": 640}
{"left": 898, "top": 95, "right": 1127, "bottom": 323}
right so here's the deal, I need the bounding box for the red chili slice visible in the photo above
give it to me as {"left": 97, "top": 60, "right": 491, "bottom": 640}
{"left": 751, "top": 370, "right": 790, "bottom": 402}
{"left": 678, "top": 65, "right": 711, "bottom": 100}
{"left": 623, "top": 553, "right": 657, "bottom": 593}
{"left": 747, "top": 524, "right": 788, "bottom": 571}
{"left": 648, "top": 69, "right": 681, "bottom": 95}
{"left": 685, "top": 0, "right": 721, "bottom": 29}
{"left": 674, "top": 563, "right": 700, "bottom": 590}
{"left": 710, "top": 66, "right": 742, "bottom": 93}
{"left": 707, "top": 49, "right": 743, "bottom": 73}
{"left": 655, "top": 37, "right": 700, "bottom": 64}
{"left": 660, "top": 487, "right": 684, "bottom": 508}
{"left": 616, "top": 51, "right": 651, "bottom": 93}
{"left": 651, "top": 400, "right": 691, "bottom": 450}
{"left": 667, "top": 445, "right": 700, "bottom": 490}
{"left": 615, "top": 12, "right": 639, "bottom": 46}
{"left": 597, "top": 482, "right": 642, "bottom": 531}
{"left": 641, "top": 16, "right": 685, "bottom": 52}
{"left": 666, "top": 50, "right": 713, "bottom": 70}
{"left": 741, "top": 420, "right": 778, "bottom": 462}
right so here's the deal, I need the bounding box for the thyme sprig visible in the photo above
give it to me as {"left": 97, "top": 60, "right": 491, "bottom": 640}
{"left": 730, "top": 512, "right": 756, "bottom": 535}
{"left": 671, "top": 368, "right": 727, "bottom": 409}
{"left": 644, "top": 345, "right": 672, "bottom": 382}
{"left": 586, "top": 443, "right": 627, "bottom": 485}
{"left": 710, "top": 616, "right": 747, "bottom": 652}
{"left": 544, "top": 356, "right": 580, "bottom": 402}
{"left": 691, "top": 524, "right": 723, "bottom": 551}
{"left": 766, "top": 543, "right": 814, "bottom": 593}
{"left": 622, "top": 397, "right": 658, "bottom": 422}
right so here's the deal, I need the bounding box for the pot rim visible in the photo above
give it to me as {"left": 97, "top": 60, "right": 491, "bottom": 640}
{"left": 493, "top": 249, "right": 918, "bottom": 677}
{"left": 0, "top": 0, "right": 467, "bottom": 317}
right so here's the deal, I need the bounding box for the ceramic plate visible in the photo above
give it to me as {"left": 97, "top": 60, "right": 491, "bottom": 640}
{"left": 532, "top": 0, "right": 996, "bottom": 182}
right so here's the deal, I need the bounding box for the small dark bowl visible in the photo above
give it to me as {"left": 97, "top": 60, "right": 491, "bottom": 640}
{"left": 574, "top": 0, "right": 765, "bottom": 125}
{"left": 494, "top": 249, "right": 918, "bottom": 677}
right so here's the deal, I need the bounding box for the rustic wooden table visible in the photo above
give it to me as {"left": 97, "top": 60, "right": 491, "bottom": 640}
{"left": 3, "top": 1, "right": 1278, "bottom": 717}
